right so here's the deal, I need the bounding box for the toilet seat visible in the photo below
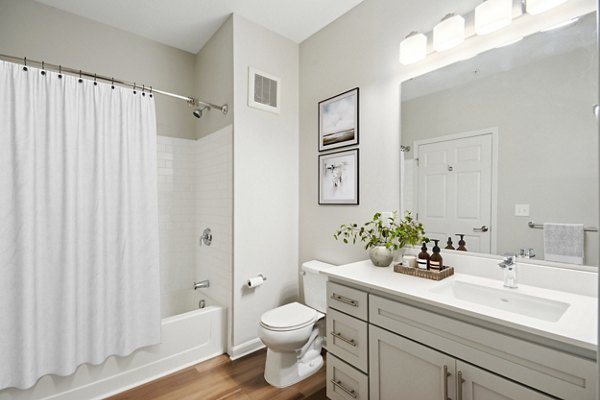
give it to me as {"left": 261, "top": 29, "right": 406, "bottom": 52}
{"left": 260, "top": 302, "right": 317, "bottom": 331}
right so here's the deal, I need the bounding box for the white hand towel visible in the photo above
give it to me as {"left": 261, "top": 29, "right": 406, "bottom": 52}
{"left": 543, "top": 223, "right": 584, "bottom": 265}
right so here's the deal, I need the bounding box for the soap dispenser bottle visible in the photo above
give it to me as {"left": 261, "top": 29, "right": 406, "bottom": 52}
{"left": 417, "top": 242, "right": 430, "bottom": 270}
{"left": 445, "top": 237, "right": 455, "bottom": 250}
{"left": 429, "top": 239, "right": 443, "bottom": 271}
{"left": 456, "top": 234, "right": 467, "bottom": 251}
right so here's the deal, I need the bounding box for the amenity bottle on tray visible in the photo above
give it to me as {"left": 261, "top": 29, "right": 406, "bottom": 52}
{"left": 417, "top": 242, "right": 429, "bottom": 270}
{"left": 429, "top": 239, "right": 443, "bottom": 271}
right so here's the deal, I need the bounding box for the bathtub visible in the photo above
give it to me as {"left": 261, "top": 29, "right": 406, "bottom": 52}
{"left": 0, "top": 301, "right": 226, "bottom": 400}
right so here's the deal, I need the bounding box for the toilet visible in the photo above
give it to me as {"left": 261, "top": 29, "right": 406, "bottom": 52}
{"left": 258, "top": 260, "right": 335, "bottom": 388}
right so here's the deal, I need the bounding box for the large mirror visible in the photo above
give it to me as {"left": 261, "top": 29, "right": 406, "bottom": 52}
{"left": 401, "top": 12, "right": 598, "bottom": 265}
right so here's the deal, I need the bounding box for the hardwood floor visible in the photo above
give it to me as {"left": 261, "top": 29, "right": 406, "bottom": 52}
{"left": 106, "top": 350, "right": 327, "bottom": 400}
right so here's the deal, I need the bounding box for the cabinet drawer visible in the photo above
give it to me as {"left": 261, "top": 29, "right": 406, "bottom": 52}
{"left": 327, "top": 281, "right": 368, "bottom": 321}
{"left": 327, "top": 307, "right": 368, "bottom": 373}
{"left": 327, "top": 353, "right": 369, "bottom": 400}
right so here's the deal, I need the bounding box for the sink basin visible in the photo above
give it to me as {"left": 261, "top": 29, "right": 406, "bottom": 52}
{"left": 429, "top": 281, "right": 570, "bottom": 322}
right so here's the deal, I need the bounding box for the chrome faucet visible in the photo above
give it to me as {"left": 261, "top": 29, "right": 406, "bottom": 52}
{"left": 518, "top": 248, "right": 535, "bottom": 259}
{"left": 498, "top": 254, "right": 517, "bottom": 288}
{"left": 193, "top": 280, "right": 210, "bottom": 290}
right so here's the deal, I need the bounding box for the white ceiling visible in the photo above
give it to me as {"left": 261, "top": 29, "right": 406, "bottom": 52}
{"left": 36, "top": 0, "right": 365, "bottom": 54}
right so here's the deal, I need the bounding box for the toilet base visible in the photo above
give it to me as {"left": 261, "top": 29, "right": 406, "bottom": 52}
{"left": 264, "top": 347, "right": 324, "bottom": 388}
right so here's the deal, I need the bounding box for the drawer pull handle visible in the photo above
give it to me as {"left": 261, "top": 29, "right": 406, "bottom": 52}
{"left": 330, "top": 293, "right": 358, "bottom": 307}
{"left": 330, "top": 331, "right": 357, "bottom": 347}
{"left": 442, "top": 365, "right": 451, "bottom": 400}
{"left": 331, "top": 379, "right": 358, "bottom": 398}
{"left": 457, "top": 370, "right": 465, "bottom": 400}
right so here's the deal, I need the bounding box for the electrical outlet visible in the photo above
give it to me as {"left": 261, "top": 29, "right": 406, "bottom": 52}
{"left": 515, "top": 204, "right": 530, "bottom": 217}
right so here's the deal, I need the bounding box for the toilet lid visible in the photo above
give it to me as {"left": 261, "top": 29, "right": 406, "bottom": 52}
{"left": 260, "top": 302, "right": 317, "bottom": 330}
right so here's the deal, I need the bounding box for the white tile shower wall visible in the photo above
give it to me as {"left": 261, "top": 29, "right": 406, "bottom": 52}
{"left": 157, "top": 136, "right": 198, "bottom": 318}
{"left": 195, "top": 125, "right": 233, "bottom": 313}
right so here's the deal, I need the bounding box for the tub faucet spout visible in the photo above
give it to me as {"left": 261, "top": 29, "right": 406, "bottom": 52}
{"left": 193, "top": 280, "right": 210, "bottom": 290}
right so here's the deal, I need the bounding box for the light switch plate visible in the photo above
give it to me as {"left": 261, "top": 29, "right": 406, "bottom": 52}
{"left": 515, "top": 204, "right": 530, "bottom": 217}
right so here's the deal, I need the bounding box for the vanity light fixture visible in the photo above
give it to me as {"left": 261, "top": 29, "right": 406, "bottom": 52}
{"left": 433, "top": 14, "right": 465, "bottom": 52}
{"left": 474, "top": 0, "right": 513, "bottom": 35}
{"left": 526, "top": 0, "right": 569, "bottom": 15}
{"left": 399, "top": 32, "right": 428, "bottom": 65}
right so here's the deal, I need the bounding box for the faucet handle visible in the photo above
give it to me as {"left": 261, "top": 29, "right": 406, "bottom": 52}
{"left": 519, "top": 248, "right": 535, "bottom": 258}
{"left": 498, "top": 254, "right": 517, "bottom": 270}
{"left": 503, "top": 253, "right": 516, "bottom": 262}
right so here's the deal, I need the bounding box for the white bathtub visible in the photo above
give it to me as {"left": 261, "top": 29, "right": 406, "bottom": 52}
{"left": 0, "top": 303, "right": 226, "bottom": 400}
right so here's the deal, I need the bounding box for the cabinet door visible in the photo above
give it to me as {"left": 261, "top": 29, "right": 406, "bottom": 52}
{"left": 370, "top": 325, "right": 456, "bottom": 400}
{"left": 457, "top": 361, "right": 554, "bottom": 400}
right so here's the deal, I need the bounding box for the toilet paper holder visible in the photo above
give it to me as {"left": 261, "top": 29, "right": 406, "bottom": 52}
{"left": 257, "top": 274, "right": 267, "bottom": 281}
{"left": 247, "top": 274, "right": 267, "bottom": 288}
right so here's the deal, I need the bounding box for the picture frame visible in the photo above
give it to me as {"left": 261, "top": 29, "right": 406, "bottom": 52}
{"left": 318, "top": 87, "right": 359, "bottom": 152}
{"left": 318, "top": 148, "right": 359, "bottom": 205}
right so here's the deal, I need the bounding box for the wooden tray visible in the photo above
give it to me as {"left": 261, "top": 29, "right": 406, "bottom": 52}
{"left": 393, "top": 263, "right": 454, "bottom": 281}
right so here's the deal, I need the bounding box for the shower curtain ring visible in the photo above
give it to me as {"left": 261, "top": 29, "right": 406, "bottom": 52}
{"left": 94, "top": 73, "right": 97, "bottom": 86}
{"left": 78, "top": 70, "right": 83, "bottom": 83}
{"left": 23, "top": 57, "right": 28, "bottom": 71}
{"left": 58, "top": 65, "right": 62, "bottom": 79}
{"left": 41, "top": 61, "right": 46, "bottom": 76}
{"left": 142, "top": 84, "right": 146, "bottom": 96}
{"left": 111, "top": 78, "right": 115, "bottom": 90}
{"left": 149, "top": 86, "right": 153, "bottom": 98}
{"left": 133, "top": 83, "right": 137, "bottom": 94}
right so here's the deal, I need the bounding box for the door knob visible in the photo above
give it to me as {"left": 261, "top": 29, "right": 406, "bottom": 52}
{"left": 473, "top": 225, "right": 489, "bottom": 232}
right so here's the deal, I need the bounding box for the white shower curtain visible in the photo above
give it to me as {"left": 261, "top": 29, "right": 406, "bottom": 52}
{"left": 0, "top": 60, "right": 160, "bottom": 390}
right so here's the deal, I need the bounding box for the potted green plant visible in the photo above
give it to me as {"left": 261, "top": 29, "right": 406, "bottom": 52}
{"left": 334, "top": 211, "right": 427, "bottom": 267}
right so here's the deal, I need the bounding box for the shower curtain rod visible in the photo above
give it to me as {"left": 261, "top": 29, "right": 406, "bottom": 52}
{"left": 0, "top": 53, "right": 228, "bottom": 114}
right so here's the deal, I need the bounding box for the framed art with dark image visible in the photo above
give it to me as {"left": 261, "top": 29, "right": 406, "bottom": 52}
{"left": 318, "top": 87, "right": 359, "bottom": 152}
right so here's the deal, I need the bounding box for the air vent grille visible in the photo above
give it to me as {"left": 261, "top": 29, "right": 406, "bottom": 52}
{"left": 254, "top": 73, "right": 278, "bottom": 108}
{"left": 248, "top": 67, "right": 280, "bottom": 113}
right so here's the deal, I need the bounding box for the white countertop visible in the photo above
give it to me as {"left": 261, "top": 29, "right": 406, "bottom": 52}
{"left": 322, "top": 260, "right": 598, "bottom": 353}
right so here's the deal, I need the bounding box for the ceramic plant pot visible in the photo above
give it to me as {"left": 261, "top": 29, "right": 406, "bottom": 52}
{"left": 369, "top": 245, "right": 395, "bottom": 267}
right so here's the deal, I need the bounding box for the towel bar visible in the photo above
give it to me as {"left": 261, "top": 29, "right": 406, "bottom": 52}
{"left": 527, "top": 221, "right": 598, "bottom": 232}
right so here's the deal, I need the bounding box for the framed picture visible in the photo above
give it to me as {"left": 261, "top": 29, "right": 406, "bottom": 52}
{"left": 318, "top": 87, "right": 359, "bottom": 152}
{"left": 319, "top": 149, "right": 359, "bottom": 205}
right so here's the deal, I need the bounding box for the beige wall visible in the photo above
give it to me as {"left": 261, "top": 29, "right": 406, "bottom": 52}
{"left": 231, "top": 15, "right": 299, "bottom": 356}
{"left": 299, "top": 0, "right": 481, "bottom": 267}
{"left": 402, "top": 44, "right": 599, "bottom": 265}
{"left": 0, "top": 0, "right": 197, "bottom": 139}
{"left": 195, "top": 16, "right": 234, "bottom": 139}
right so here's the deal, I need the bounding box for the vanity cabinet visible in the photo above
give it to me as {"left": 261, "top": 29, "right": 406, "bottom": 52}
{"left": 370, "top": 325, "right": 553, "bottom": 400}
{"left": 325, "top": 279, "right": 596, "bottom": 400}
{"left": 369, "top": 294, "right": 595, "bottom": 400}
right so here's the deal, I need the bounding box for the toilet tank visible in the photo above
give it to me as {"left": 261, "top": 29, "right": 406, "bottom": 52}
{"left": 302, "top": 260, "right": 336, "bottom": 313}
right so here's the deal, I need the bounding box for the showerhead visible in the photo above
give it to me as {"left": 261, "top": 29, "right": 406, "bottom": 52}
{"left": 192, "top": 105, "right": 210, "bottom": 119}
